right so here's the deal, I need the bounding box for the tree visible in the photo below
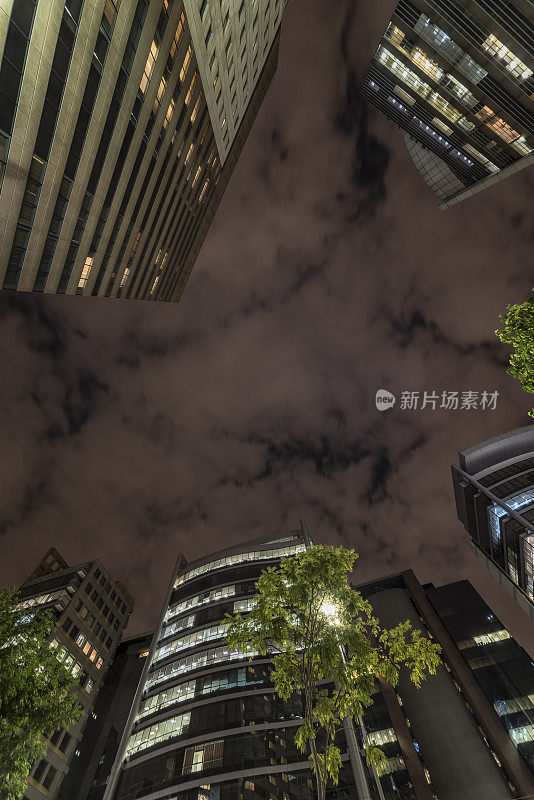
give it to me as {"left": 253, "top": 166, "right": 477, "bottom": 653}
{"left": 495, "top": 291, "right": 534, "bottom": 418}
{"left": 225, "top": 545, "right": 441, "bottom": 800}
{"left": 0, "top": 587, "right": 83, "bottom": 799}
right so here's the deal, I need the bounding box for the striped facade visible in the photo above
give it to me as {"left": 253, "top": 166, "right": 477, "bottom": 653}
{"left": 0, "top": 0, "right": 285, "bottom": 301}
{"left": 361, "top": 0, "right": 534, "bottom": 207}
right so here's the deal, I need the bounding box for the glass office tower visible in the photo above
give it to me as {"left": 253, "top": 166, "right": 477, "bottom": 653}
{"left": 15, "top": 547, "right": 133, "bottom": 800}
{"left": 0, "top": 0, "right": 286, "bottom": 300}
{"left": 360, "top": 0, "right": 534, "bottom": 207}
{"left": 452, "top": 424, "right": 534, "bottom": 621}
{"left": 104, "top": 526, "right": 434, "bottom": 800}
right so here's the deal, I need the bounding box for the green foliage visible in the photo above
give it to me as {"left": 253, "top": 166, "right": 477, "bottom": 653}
{"left": 495, "top": 291, "right": 534, "bottom": 418}
{"left": 225, "top": 545, "right": 441, "bottom": 800}
{"left": 0, "top": 587, "right": 83, "bottom": 799}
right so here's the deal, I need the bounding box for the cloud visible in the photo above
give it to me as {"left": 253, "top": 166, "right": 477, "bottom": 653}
{"left": 0, "top": 0, "right": 533, "bottom": 655}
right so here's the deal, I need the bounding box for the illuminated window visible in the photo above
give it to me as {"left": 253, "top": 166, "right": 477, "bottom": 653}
{"left": 366, "top": 729, "right": 397, "bottom": 746}
{"left": 82, "top": 641, "right": 92, "bottom": 655}
{"left": 125, "top": 712, "right": 191, "bottom": 756}
{"left": 475, "top": 108, "right": 522, "bottom": 145}
{"left": 140, "top": 40, "right": 159, "bottom": 93}
{"left": 163, "top": 99, "right": 175, "bottom": 128}
{"left": 185, "top": 143, "right": 194, "bottom": 164}
{"left": 183, "top": 740, "right": 223, "bottom": 774}
{"left": 442, "top": 74, "right": 477, "bottom": 109}
{"left": 174, "top": 542, "right": 306, "bottom": 586}
{"left": 432, "top": 117, "right": 453, "bottom": 135}
{"left": 78, "top": 256, "right": 93, "bottom": 289}
{"left": 192, "top": 166, "right": 202, "bottom": 187}
{"left": 119, "top": 268, "right": 130, "bottom": 289}
{"left": 180, "top": 46, "right": 192, "bottom": 81}
{"left": 494, "top": 694, "right": 534, "bottom": 716}
{"left": 150, "top": 276, "right": 159, "bottom": 295}
{"left": 137, "top": 679, "right": 196, "bottom": 719}
{"left": 482, "top": 34, "right": 533, "bottom": 81}
{"left": 473, "top": 629, "right": 511, "bottom": 645}
{"left": 153, "top": 622, "right": 229, "bottom": 663}
{"left": 190, "top": 95, "right": 201, "bottom": 123}
{"left": 163, "top": 584, "right": 236, "bottom": 623}
{"left": 153, "top": 76, "right": 166, "bottom": 114}
{"left": 170, "top": 13, "right": 185, "bottom": 58}
{"left": 185, "top": 73, "right": 197, "bottom": 105}
{"left": 512, "top": 136, "right": 533, "bottom": 156}
{"left": 393, "top": 85, "right": 415, "bottom": 106}
{"left": 96, "top": 656, "right": 103, "bottom": 669}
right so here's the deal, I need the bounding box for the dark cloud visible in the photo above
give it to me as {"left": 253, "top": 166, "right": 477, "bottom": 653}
{"left": 1, "top": 0, "right": 534, "bottom": 656}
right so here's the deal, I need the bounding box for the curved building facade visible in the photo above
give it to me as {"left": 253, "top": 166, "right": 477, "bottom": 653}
{"left": 104, "top": 527, "right": 428, "bottom": 800}
{"left": 0, "top": 0, "right": 285, "bottom": 301}
{"left": 452, "top": 424, "right": 534, "bottom": 620}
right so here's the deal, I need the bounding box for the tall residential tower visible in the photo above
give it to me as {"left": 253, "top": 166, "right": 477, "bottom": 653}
{"left": 361, "top": 0, "right": 534, "bottom": 207}
{"left": 0, "top": 0, "right": 286, "bottom": 300}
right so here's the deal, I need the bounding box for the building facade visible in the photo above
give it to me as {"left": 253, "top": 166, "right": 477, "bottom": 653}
{"left": 452, "top": 424, "right": 534, "bottom": 621}
{"left": 425, "top": 579, "right": 534, "bottom": 774}
{"left": 360, "top": 571, "right": 534, "bottom": 800}
{"left": 60, "top": 632, "right": 154, "bottom": 800}
{"left": 0, "top": 0, "right": 286, "bottom": 301}
{"left": 102, "top": 528, "right": 456, "bottom": 800}
{"left": 16, "top": 547, "right": 134, "bottom": 800}
{"left": 360, "top": 0, "right": 534, "bottom": 207}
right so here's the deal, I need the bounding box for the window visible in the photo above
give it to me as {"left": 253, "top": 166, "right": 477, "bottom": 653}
{"left": 185, "top": 73, "right": 196, "bottom": 105}
{"left": 140, "top": 40, "right": 159, "bottom": 93}
{"left": 183, "top": 740, "right": 224, "bottom": 774}
{"left": 78, "top": 255, "right": 93, "bottom": 289}
{"left": 164, "top": 99, "right": 175, "bottom": 127}
{"left": 174, "top": 542, "right": 306, "bottom": 586}
{"left": 42, "top": 765, "right": 57, "bottom": 790}
{"left": 125, "top": 712, "right": 191, "bottom": 756}
{"left": 180, "top": 46, "right": 192, "bottom": 81}
{"left": 482, "top": 34, "right": 533, "bottom": 81}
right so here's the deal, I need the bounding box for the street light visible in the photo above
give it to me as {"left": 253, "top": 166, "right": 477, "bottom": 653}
{"left": 320, "top": 601, "right": 385, "bottom": 800}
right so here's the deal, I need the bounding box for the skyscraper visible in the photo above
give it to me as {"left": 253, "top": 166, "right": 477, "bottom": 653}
{"left": 15, "top": 547, "right": 134, "bottom": 800}
{"left": 361, "top": 571, "right": 534, "bottom": 799}
{"left": 360, "top": 0, "right": 534, "bottom": 207}
{"left": 0, "top": 0, "right": 286, "bottom": 300}
{"left": 104, "top": 527, "right": 416, "bottom": 800}
{"left": 452, "top": 424, "right": 534, "bottom": 621}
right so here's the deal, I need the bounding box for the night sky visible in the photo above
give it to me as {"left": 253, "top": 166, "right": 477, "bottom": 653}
{"left": 2, "top": 0, "right": 534, "bottom": 652}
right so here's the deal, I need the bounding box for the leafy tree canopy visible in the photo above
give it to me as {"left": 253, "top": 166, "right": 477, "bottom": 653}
{"left": 225, "top": 545, "right": 441, "bottom": 800}
{"left": 0, "top": 587, "right": 83, "bottom": 799}
{"left": 496, "top": 291, "right": 534, "bottom": 418}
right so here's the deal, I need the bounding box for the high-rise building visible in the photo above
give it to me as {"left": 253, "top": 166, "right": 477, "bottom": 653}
{"left": 360, "top": 571, "right": 534, "bottom": 800}
{"left": 452, "top": 424, "right": 534, "bottom": 621}
{"left": 0, "top": 0, "right": 286, "bottom": 301}
{"left": 60, "top": 632, "right": 154, "bottom": 800}
{"left": 425, "top": 579, "right": 534, "bottom": 774}
{"left": 360, "top": 0, "right": 534, "bottom": 208}
{"left": 16, "top": 547, "right": 134, "bottom": 800}
{"left": 104, "top": 526, "right": 432, "bottom": 800}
